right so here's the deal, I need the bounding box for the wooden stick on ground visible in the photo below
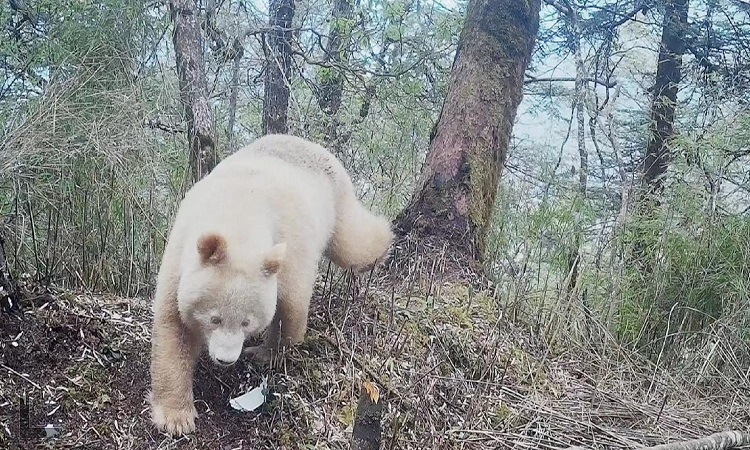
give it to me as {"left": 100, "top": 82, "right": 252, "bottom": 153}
{"left": 566, "top": 430, "right": 750, "bottom": 450}
{"left": 351, "top": 381, "right": 383, "bottom": 450}
{"left": 646, "top": 431, "right": 750, "bottom": 450}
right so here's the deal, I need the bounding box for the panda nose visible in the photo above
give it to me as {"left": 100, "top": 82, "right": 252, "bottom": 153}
{"left": 215, "top": 357, "right": 235, "bottom": 366}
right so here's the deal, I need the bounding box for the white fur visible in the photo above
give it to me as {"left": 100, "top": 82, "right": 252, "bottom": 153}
{"left": 148, "top": 134, "right": 394, "bottom": 436}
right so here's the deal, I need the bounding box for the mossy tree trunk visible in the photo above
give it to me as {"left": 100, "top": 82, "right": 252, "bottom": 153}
{"left": 393, "top": 0, "right": 541, "bottom": 271}
{"left": 262, "top": 0, "right": 295, "bottom": 135}
{"left": 316, "top": 0, "right": 355, "bottom": 155}
{"left": 170, "top": 0, "right": 218, "bottom": 183}
{"left": 317, "top": 0, "right": 353, "bottom": 117}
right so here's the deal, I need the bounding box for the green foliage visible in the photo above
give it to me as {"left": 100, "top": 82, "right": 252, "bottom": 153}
{"left": 2, "top": 0, "right": 750, "bottom": 389}
{"left": 331, "top": 16, "right": 356, "bottom": 38}
{"left": 0, "top": 0, "right": 171, "bottom": 295}
{"left": 317, "top": 65, "right": 334, "bottom": 83}
{"left": 383, "top": 0, "right": 408, "bottom": 19}
{"left": 617, "top": 197, "right": 750, "bottom": 357}
{"left": 1, "top": 78, "right": 183, "bottom": 295}
{"left": 604, "top": 112, "right": 750, "bottom": 359}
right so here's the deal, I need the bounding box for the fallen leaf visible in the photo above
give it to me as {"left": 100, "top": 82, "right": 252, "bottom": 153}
{"left": 363, "top": 380, "right": 379, "bottom": 403}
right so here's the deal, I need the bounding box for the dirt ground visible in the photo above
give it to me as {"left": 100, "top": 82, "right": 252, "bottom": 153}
{"left": 1, "top": 272, "right": 748, "bottom": 450}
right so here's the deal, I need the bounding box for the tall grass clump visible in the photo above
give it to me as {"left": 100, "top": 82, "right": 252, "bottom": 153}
{"left": 619, "top": 213, "right": 750, "bottom": 353}
{"left": 614, "top": 140, "right": 750, "bottom": 370}
{"left": 0, "top": 1, "right": 182, "bottom": 296}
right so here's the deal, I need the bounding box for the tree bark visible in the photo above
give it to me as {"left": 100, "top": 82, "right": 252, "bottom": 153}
{"left": 170, "top": 0, "right": 218, "bottom": 183}
{"left": 262, "top": 0, "right": 295, "bottom": 135}
{"left": 641, "top": 0, "right": 688, "bottom": 198}
{"left": 393, "top": 0, "right": 541, "bottom": 271}
{"left": 631, "top": 0, "right": 688, "bottom": 271}
{"left": 316, "top": 0, "right": 355, "bottom": 156}
{"left": 227, "top": 38, "right": 244, "bottom": 152}
{"left": 318, "top": 0, "right": 354, "bottom": 117}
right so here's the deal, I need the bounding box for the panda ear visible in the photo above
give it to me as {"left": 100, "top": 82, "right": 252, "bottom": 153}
{"left": 261, "top": 242, "right": 287, "bottom": 276}
{"left": 197, "top": 233, "right": 227, "bottom": 265}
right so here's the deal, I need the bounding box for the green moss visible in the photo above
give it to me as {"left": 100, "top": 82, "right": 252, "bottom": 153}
{"left": 489, "top": 403, "right": 512, "bottom": 427}
{"left": 336, "top": 404, "right": 356, "bottom": 426}
{"left": 466, "top": 151, "right": 498, "bottom": 254}
{"left": 317, "top": 66, "right": 334, "bottom": 83}
{"left": 441, "top": 304, "right": 474, "bottom": 329}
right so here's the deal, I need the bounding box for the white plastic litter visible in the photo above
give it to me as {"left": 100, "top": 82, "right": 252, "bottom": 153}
{"left": 44, "top": 423, "right": 60, "bottom": 438}
{"left": 229, "top": 376, "right": 268, "bottom": 412}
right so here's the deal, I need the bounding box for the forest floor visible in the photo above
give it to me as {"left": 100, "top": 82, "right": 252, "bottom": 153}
{"left": 1, "top": 267, "right": 748, "bottom": 450}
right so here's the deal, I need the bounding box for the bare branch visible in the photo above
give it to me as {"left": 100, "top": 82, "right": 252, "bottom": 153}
{"left": 525, "top": 75, "right": 617, "bottom": 88}
{"left": 142, "top": 118, "right": 184, "bottom": 134}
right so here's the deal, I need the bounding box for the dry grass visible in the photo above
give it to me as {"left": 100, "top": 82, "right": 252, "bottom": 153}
{"left": 1, "top": 64, "right": 185, "bottom": 297}
{"left": 1, "top": 258, "right": 748, "bottom": 450}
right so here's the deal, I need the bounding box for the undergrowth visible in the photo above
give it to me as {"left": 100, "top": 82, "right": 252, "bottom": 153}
{"left": 0, "top": 0, "right": 749, "bottom": 432}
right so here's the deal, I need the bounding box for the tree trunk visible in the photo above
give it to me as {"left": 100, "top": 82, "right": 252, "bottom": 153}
{"left": 318, "top": 0, "right": 354, "bottom": 117}
{"left": 631, "top": 0, "right": 688, "bottom": 271}
{"left": 316, "top": 0, "right": 355, "bottom": 157}
{"left": 556, "top": 0, "right": 589, "bottom": 299}
{"left": 644, "top": 431, "right": 750, "bottom": 450}
{"left": 170, "top": 0, "right": 218, "bottom": 183}
{"left": 641, "top": 0, "right": 689, "bottom": 198}
{"left": 393, "top": 0, "right": 541, "bottom": 271}
{"left": 262, "top": 0, "right": 295, "bottom": 135}
{"left": 227, "top": 38, "right": 244, "bottom": 152}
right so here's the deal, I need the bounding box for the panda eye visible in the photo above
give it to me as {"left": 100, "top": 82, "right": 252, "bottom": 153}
{"left": 211, "top": 316, "right": 222, "bottom": 325}
{"left": 241, "top": 320, "right": 249, "bottom": 327}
